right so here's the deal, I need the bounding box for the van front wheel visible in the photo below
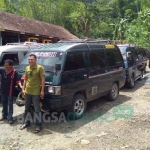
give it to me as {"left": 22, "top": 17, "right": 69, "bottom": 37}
{"left": 107, "top": 83, "right": 119, "bottom": 101}
{"left": 67, "top": 94, "right": 87, "bottom": 120}
{"left": 127, "top": 75, "right": 135, "bottom": 88}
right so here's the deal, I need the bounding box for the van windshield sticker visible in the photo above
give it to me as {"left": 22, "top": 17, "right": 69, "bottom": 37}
{"left": 92, "top": 86, "right": 97, "bottom": 95}
{"left": 32, "top": 52, "right": 57, "bottom": 57}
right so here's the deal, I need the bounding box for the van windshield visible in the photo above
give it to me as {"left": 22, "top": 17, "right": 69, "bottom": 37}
{"left": 21, "top": 52, "right": 64, "bottom": 71}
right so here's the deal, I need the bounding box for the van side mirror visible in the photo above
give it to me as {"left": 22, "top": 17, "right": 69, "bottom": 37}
{"left": 55, "top": 63, "right": 61, "bottom": 71}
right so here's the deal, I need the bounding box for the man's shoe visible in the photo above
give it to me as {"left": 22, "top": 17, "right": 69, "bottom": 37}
{"left": 20, "top": 124, "right": 30, "bottom": 130}
{"left": 0, "top": 117, "right": 6, "bottom": 121}
{"left": 34, "top": 127, "right": 41, "bottom": 133}
{"left": 8, "top": 120, "right": 14, "bottom": 124}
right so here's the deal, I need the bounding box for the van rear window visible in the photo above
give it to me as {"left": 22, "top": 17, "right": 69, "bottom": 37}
{"left": 118, "top": 47, "right": 127, "bottom": 62}
{"left": 118, "top": 46, "right": 127, "bottom": 51}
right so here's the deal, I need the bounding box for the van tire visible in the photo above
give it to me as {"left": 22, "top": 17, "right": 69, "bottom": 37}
{"left": 127, "top": 75, "right": 135, "bottom": 88}
{"left": 66, "top": 94, "right": 87, "bottom": 120}
{"left": 107, "top": 83, "right": 119, "bottom": 101}
{"left": 139, "top": 70, "right": 144, "bottom": 80}
{"left": 143, "top": 66, "right": 146, "bottom": 73}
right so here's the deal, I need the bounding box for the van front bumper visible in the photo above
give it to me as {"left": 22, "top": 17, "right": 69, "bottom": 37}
{"left": 15, "top": 93, "right": 63, "bottom": 111}
{"left": 41, "top": 97, "right": 62, "bottom": 111}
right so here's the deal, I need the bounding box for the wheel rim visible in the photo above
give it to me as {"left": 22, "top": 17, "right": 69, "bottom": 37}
{"left": 112, "top": 84, "right": 118, "bottom": 99}
{"left": 74, "top": 99, "right": 85, "bottom": 116}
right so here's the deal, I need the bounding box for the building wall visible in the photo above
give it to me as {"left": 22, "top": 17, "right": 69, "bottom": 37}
{"left": 0, "top": 31, "right": 59, "bottom": 45}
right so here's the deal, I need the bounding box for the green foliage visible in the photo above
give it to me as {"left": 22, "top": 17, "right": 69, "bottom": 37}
{"left": 125, "top": 8, "right": 150, "bottom": 47}
{"left": 3, "top": 0, "right": 17, "bottom": 13}
{"left": 0, "top": 0, "right": 150, "bottom": 47}
{"left": 0, "top": 0, "right": 6, "bottom": 11}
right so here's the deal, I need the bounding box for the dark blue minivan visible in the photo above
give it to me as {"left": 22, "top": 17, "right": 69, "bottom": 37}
{"left": 16, "top": 41, "right": 125, "bottom": 119}
{"left": 118, "top": 44, "right": 145, "bottom": 88}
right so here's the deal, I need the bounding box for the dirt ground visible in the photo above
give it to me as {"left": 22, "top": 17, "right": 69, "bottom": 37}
{"left": 0, "top": 68, "right": 150, "bottom": 150}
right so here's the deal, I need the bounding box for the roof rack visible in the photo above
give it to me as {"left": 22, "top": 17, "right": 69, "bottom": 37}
{"left": 58, "top": 39, "right": 113, "bottom": 44}
{"left": 117, "top": 43, "right": 138, "bottom": 47}
{"left": 5, "top": 41, "right": 44, "bottom": 46}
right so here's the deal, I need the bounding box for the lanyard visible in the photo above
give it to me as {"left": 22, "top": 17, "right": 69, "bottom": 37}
{"left": 9, "top": 69, "right": 16, "bottom": 96}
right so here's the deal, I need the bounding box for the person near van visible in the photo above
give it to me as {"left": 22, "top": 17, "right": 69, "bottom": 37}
{"left": 20, "top": 54, "right": 45, "bottom": 133}
{"left": 0, "top": 59, "right": 22, "bottom": 124}
{"left": 127, "top": 53, "right": 132, "bottom": 61}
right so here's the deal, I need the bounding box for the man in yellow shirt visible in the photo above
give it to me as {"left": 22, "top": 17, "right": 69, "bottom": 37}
{"left": 20, "top": 54, "right": 45, "bottom": 133}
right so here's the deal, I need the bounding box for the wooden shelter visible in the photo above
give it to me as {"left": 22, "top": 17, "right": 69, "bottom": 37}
{"left": 0, "top": 11, "right": 78, "bottom": 45}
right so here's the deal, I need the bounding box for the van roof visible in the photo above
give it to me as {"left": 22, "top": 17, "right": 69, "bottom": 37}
{"left": 31, "top": 42, "right": 117, "bottom": 52}
{"left": 58, "top": 38, "right": 112, "bottom": 44}
{"left": 5, "top": 41, "right": 44, "bottom": 46}
{"left": 0, "top": 45, "right": 40, "bottom": 53}
{"left": 117, "top": 44, "right": 137, "bottom": 47}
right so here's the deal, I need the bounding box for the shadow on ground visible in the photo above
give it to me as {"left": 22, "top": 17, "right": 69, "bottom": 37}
{"left": 10, "top": 93, "right": 131, "bottom": 136}
{"left": 1, "top": 70, "right": 149, "bottom": 136}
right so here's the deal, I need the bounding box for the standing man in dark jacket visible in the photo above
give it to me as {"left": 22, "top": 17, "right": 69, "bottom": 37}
{"left": 0, "top": 59, "right": 22, "bottom": 124}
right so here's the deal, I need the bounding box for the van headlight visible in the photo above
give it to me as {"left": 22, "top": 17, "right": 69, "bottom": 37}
{"left": 48, "top": 86, "right": 61, "bottom": 95}
{"left": 48, "top": 86, "right": 55, "bottom": 94}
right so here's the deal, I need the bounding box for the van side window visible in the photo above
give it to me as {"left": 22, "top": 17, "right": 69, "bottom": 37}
{"left": 106, "top": 50, "right": 123, "bottom": 67}
{"left": 126, "top": 51, "right": 133, "bottom": 61}
{"left": 89, "top": 52, "right": 99, "bottom": 68}
{"left": 136, "top": 49, "right": 143, "bottom": 60}
{"left": 130, "top": 49, "right": 138, "bottom": 61}
{"left": 24, "top": 52, "right": 27, "bottom": 56}
{"left": 89, "top": 51, "right": 106, "bottom": 68}
{"left": 64, "top": 52, "right": 84, "bottom": 71}
{"left": 139, "top": 50, "right": 145, "bottom": 57}
{"left": 0, "top": 53, "right": 19, "bottom": 66}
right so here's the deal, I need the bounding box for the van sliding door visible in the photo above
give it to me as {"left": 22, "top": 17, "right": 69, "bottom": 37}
{"left": 88, "top": 50, "right": 109, "bottom": 100}
{"left": 106, "top": 49, "right": 125, "bottom": 89}
{"left": 61, "top": 52, "right": 88, "bottom": 107}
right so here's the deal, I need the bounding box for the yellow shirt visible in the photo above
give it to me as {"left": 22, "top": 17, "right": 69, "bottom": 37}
{"left": 25, "top": 64, "right": 45, "bottom": 95}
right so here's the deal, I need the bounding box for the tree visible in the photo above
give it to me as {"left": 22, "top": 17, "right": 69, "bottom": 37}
{"left": 125, "top": 8, "right": 150, "bottom": 47}
{"left": 0, "top": 0, "right": 6, "bottom": 11}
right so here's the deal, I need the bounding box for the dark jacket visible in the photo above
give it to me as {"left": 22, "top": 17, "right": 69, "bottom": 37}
{"left": 0, "top": 69, "right": 18, "bottom": 96}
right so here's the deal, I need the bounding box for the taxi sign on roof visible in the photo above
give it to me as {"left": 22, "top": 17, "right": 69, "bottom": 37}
{"left": 105, "top": 45, "right": 115, "bottom": 48}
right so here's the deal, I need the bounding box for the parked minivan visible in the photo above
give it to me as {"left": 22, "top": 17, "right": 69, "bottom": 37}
{"left": 138, "top": 48, "right": 150, "bottom": 71}
{"left": 118, "top": 44, "right": 146, "bottom": 88}
{"left": 0, "top": 42, "right": 43, "bottom": 70}
{"left": 16, "top": 41, "right": 125, "bottom": 118}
